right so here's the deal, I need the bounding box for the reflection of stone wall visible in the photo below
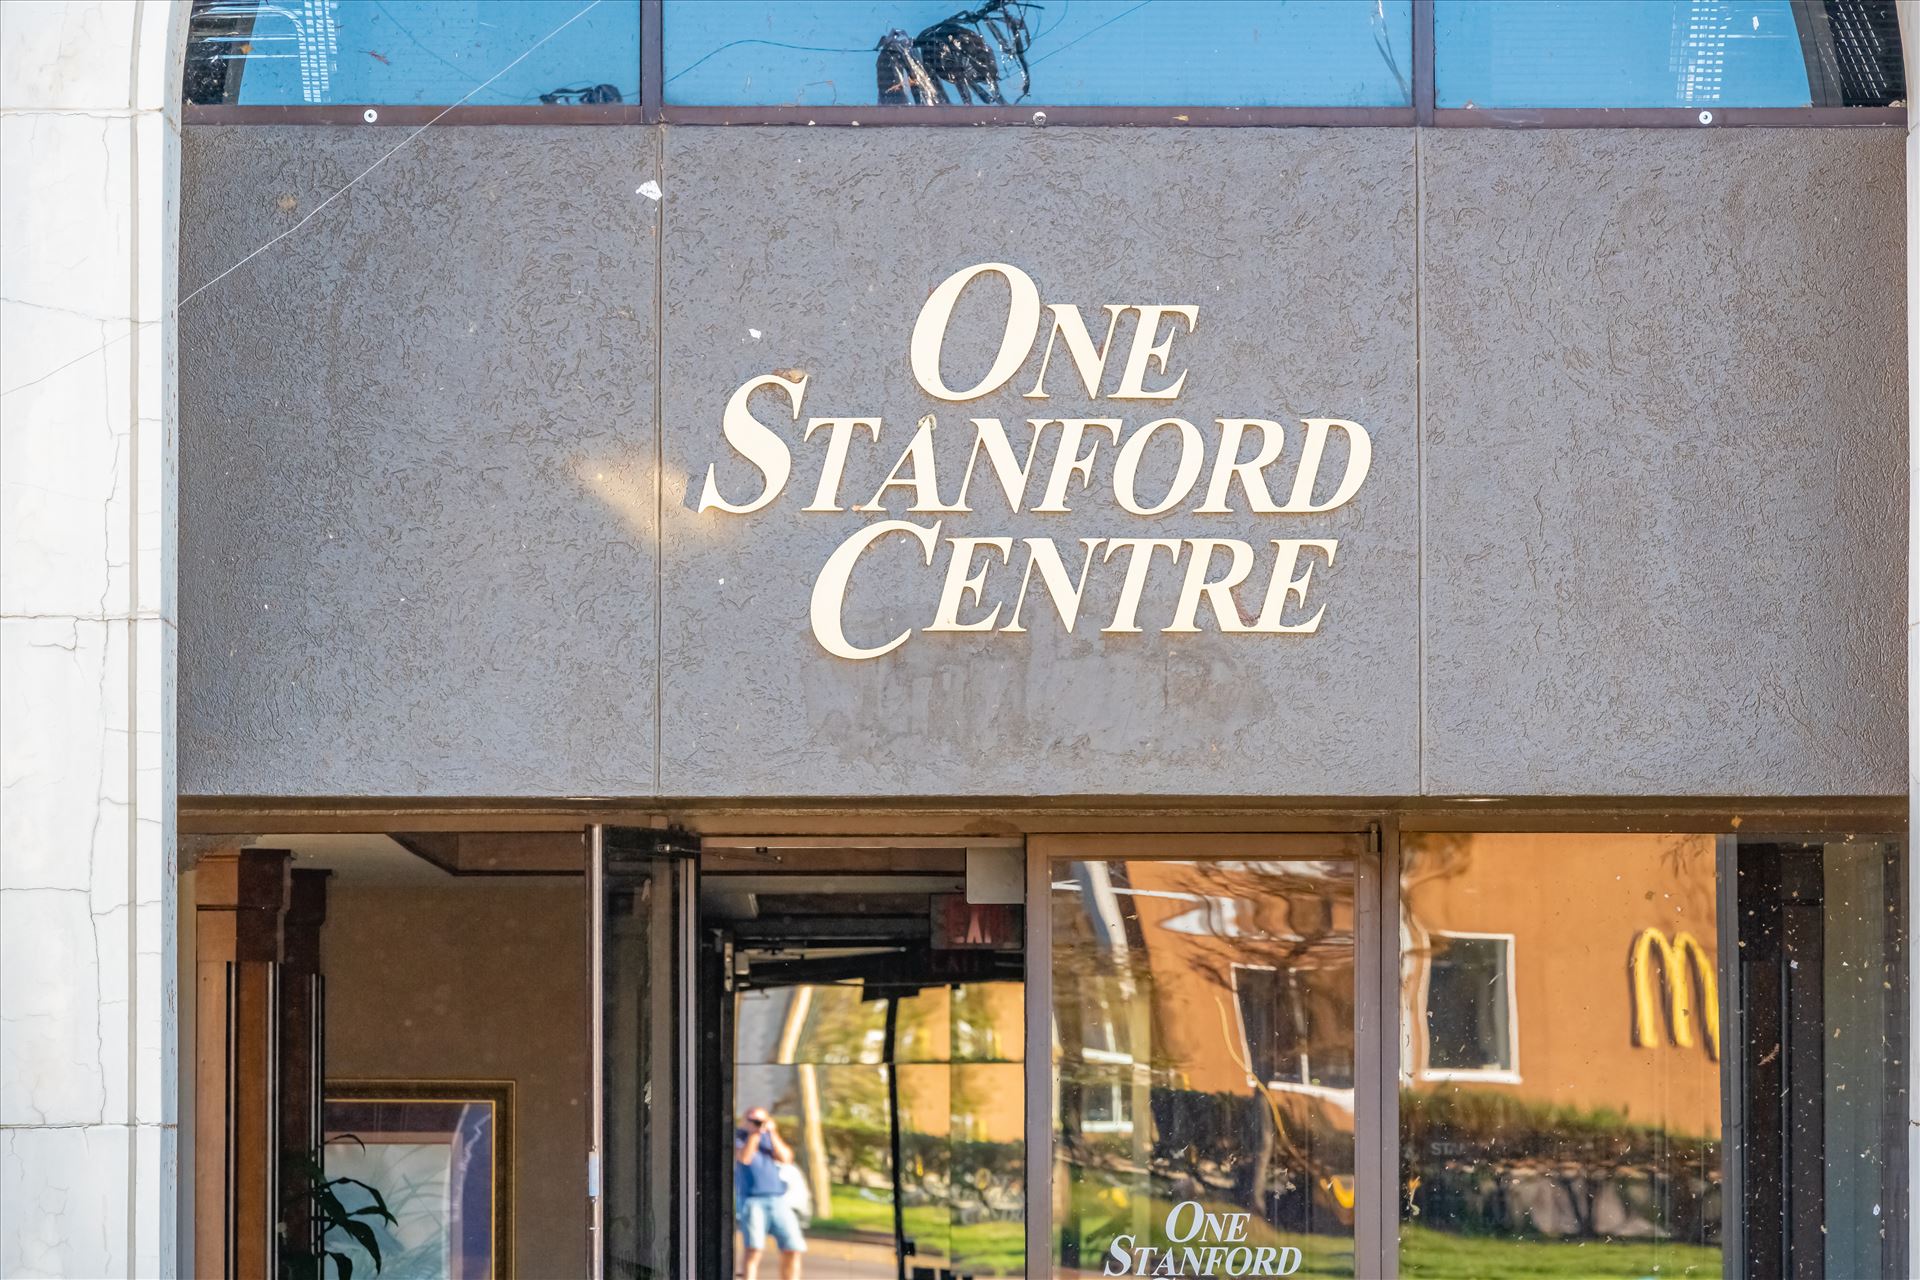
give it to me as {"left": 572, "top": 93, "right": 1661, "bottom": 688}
{"left": 1416, "top": 1165, "right": 1721, "bottom": 1245}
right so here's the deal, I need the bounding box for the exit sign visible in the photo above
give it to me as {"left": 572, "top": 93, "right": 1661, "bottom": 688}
{"left": 930, "top": 895, "right": 1023, "bottom": 951}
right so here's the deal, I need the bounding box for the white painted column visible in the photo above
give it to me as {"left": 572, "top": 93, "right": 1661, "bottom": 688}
{"left": 0, "top": 3, "right": 183, "bottom": 1276}
{"left": 1910, "top": 108, "right": 1920, "bottom": 1280}
{"left": 1904, "top": 6, "right": 1920, "bottom": 1272}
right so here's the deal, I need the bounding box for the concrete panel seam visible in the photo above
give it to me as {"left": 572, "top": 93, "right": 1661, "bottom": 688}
{"left": 653, "top": 123, "right": 665, "bottom": 801}
{"left": 1415, "top": 128, "right": 1427, "bottom": 798}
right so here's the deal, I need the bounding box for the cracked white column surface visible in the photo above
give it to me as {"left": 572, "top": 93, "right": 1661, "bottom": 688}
{"left": 1906, "top": 4, "right": 1920, "bottom": 1269}
{"left": 1904, "top": 7, "right": 1920, "bottom": 1268}
{"left": 1, "top": 3, "right": 183, "bottom": 1276}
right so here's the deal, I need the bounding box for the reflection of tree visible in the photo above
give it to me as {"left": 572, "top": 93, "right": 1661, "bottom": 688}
{"left": 1398, "top": 832, "right": 1474, "bottom": 892}
{"left": 1053, "top": 861, "right": 1358, "bottom": 1237}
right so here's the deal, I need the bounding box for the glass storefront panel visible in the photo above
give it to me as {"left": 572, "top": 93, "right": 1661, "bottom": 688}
{"left": 733, "top": 980, "right": 1028, "bottom": 1277}
{"left": 601, "top": 840, "right": 691, "bottom": 1280}
{"left": 1051, "top": 857, "right": 1359, "bottom": 1278}
{"left": 183, "top": 0, "right": 641, "bottom": 106}
{"left": 1398, "top": 833, "right": 1722, "bottom": 1279}
{"left": 587, "top": 828, "right": 1906, "bottom": 1277}
{"left": 663, "top": 1, "right": 1414, "bottom": 108}
{"left": 1435, "top": 0, "right": 1905, "bottom": 109}
{"left": 1734, "top": 839, "right": 1908, "bottom": 1278}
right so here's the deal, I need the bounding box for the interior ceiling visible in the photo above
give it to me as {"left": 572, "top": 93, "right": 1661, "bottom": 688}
{"left": 247, "top": 833, "right": 453, "bottom": 886}
{"left": 244, "top": 831, "right": 590, "bottom": 884}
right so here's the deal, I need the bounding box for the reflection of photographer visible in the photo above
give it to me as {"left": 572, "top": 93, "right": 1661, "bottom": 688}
{"left": 734, "top": 1107, "right": 806, "bottom": 1279}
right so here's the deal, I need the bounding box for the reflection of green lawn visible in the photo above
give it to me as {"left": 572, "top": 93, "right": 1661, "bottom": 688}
{"left": 806, "top": 1184, "right": 1026, "bottom": 1276}
{"left": 1056, "top": 1183, "right": 1721, "bottom": 1280}
{"left": 805, "top": 1181, "right": 945, "bottom": 1242}
{"left": 1399, "top": 1227, "right": 1721, "bottom": 1278}
{"left": 803, "top": 1183, "right": 1718, "bottom": 1279}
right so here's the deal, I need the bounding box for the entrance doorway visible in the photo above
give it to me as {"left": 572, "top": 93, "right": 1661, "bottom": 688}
{"left": 705, "top": 844, "right": 1027, "bottom": 1279}
{"left": 594, "top": 828, "right": 1383, "bottom": 1280}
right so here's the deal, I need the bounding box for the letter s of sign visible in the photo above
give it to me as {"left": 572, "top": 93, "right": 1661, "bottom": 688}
{"left": 810, "top": 519, "right": 942, "bottom": 661}
{"left": 910, "top": 263, "right": 1043, "bottom": 401}
{"left": 698, "top": 373, "right": 806, "bottom": 515}
{"left": 1103, "top": 1234, "right": 1136, "bottom": 1277}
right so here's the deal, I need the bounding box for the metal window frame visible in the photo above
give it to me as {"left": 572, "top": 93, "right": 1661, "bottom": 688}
{"left": 588, "top": 823, "right": 698, "bottom": 1280}
{"left": 1715, "top": 832, "right": 1741, "bottom": 1280}
{"left": 1723, "top": 831, "right": 1913, "bottom": 1280}
{"left": 180, "top": 0, "right": 1906, "bottom": 128}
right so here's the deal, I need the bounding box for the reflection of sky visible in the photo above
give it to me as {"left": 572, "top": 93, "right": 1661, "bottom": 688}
{"left": 216, "top": 1, "right": 639, "bottom": 106}
{"left": 1436, "top": 0, "right": 1813, "bottom": 107}
{"left": 664, "top": 1, "right": 1414, "bottom": 107}
{"left": 204, "top": 0, "right": 1827, "bottom": 110}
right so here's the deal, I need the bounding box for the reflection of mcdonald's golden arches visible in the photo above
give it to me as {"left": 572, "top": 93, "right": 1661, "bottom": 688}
{"left": 1629, "top": 928, "right": 1719, "bottom": 1060}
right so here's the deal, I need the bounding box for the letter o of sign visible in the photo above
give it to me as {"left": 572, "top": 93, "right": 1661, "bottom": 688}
{"left": 1113, "top": 417, "right": 1205, "bottom": 516}
{"left": 1164, "top": 1200, "right": 1205, "bottom": 1244}
{"left": 910, "top": 262, "right": 1043, "bottom": 402}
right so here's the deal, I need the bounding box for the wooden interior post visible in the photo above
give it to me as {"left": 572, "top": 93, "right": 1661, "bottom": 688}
{"left": 194, "top": 849, "right": 291, "bottom": 1280}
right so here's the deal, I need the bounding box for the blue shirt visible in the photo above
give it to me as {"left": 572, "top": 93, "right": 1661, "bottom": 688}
{"left": 734, "top": 1129, "right": 785, "bottom": 1198}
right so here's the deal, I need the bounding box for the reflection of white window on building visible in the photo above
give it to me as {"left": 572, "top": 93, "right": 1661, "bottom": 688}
{"left": 1419, "top": 931, "right": 1519, "bottom": 1082}
{"left": 1231, "top": 965, "right": 1356, "bottom": 1103}
{"left": 1078, "top": 978, "right": 1136, "bottom": 1134}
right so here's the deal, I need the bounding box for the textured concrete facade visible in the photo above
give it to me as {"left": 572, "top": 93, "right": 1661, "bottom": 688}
{"left": 0, "top": 3, "right": 184, "bottom": 1277}
{"left": 178, "top": 127, "right": 660, "bottom": 797}
{"left": 178, "top": 125, "right": 1908, "bottom": 800}
{"left": 657, "top": 128, "right": 1420, "bottom": 797}
{"left": 1421, "top": 129, "right": 1908, "bottom": 795}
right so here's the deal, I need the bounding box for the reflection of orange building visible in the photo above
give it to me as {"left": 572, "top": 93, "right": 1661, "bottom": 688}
{"left": 1398, "top": 833, "right": 1722, "bottom": 1250}
{"left": 1400, "top": 832, "right": 1721, "bottom": 1139}
{"left": 1116, "top": 861, "right": 1358, "bottom": 1102}
{"left": 1052, "top": 858, "right": 1361, "bottom": 1253}
{"left": 1051, "top": 836, "right": 1724, "bottom": 1257}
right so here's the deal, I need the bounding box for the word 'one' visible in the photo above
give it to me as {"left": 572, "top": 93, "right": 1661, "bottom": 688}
{"left": 1104, "top": 1201, "right": 1303, "bottom": 1276}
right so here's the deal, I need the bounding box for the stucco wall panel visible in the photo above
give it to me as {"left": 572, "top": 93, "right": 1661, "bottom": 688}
{"left": 176, "top": 125, "right": 1907, "bottom": 800}
{"left": 178, "top": 127, "right": 659, "bottom": 795}
{"left": 1420, "top": 129, "right": 1907, "bottom": 796}
{"left": 656, "top": 128, "right": 1421, "bottom": 797}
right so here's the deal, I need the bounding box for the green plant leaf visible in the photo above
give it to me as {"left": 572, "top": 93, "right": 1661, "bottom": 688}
{"left": 326, "top": 1249, "right": 355, "bottom": 1280}
{"left": 337, "top": 1218, "right": 382, "bottom": 1267}
{"left": 324, "top": 1177, "right": 398, "bottom": 1227}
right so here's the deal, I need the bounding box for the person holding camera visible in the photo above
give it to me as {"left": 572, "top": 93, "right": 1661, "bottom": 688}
{"left": 735, "top": 1106, "right": 806, "bottom": 1279}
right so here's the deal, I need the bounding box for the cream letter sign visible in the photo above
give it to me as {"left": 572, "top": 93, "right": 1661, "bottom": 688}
{"left": 696, "top": 263, "right": 1373, "bottom": 661}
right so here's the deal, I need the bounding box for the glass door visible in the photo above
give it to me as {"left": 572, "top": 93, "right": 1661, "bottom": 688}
{"left": 594, "top": 826, "right": 697, "bottom": 1280}
{"left": 1031, "top": 833, "right": 1383, "bottom": 1280}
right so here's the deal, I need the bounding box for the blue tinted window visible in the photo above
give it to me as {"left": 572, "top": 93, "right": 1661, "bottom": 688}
{"left": 1437, "top": 0, "right": 1854, "bottom": 109}
{"left": 184, "top": 0, "right": 639, "bottom": 106}
{"left": 663, "top": 1, "right": 1414, "bottom": 107}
